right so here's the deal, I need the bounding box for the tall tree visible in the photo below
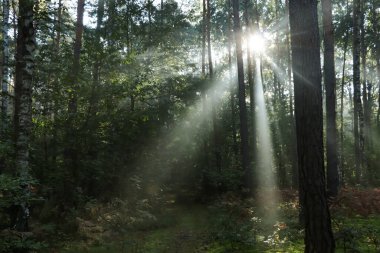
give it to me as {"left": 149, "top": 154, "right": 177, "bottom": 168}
{"left": 232, "top": 0, "right": 252, "bottom": 192}
{"left": 340, "top": 26, "right": 349, "bottom": 187}
{"left": 13, "top": 0, "right": 36, "bottom": 232}
{"left": 1, "top": 0, "right": 10, "bottom": 118}
{"left": 322, "top": 0, "right": 339, "bottom": 196}
{"left": 373, "top": 0, "right": 380, "bottom": 127}
{"left": 288, "top": 0, "right": 335, "bottom": 250}
{"left": 227, "top": 0, "right": 238, "bottom": 158}
{"left": 353, "top": 0, "right": 363, "bottom": 183}
{"left": 206, "top": 0, "right": 222, "bottom": 172}
{"left": 65, "top": 0, "right": 85, "bottom": 192}
{"left": 285, "top": 0, "right": 298, "bottom": 189}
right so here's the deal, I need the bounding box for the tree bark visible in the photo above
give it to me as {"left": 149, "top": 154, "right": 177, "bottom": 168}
{"left": 206, "top": 0, "right": 222, "bottom": 172}
{"left": 1, "top": 0, "right": 10, "bottom": 119}
{"left": 285, "top": 0, "right": 298, "bottom": 190}
{"left": 340, "top": 29, "right": 349, "bottom": 187}
{"left": 288, "top": 0, "right": 335, "bottom": 250}
{"left": 353, "top": 0, "right": 363, "bottom": 184}
{"left": 322, "top": 0, "right": 339, "bottom": 197}
{"left": 232, "top": 0, "right": 251, "bottom": 192}
{"left": 13, "top": 0, "right": 36, "bottom": 232}
{"left": 374, "top": 1, "right": 380, "bottom": 128}
{"left": 227, "top": 0, "right": 238, "bottom": 158}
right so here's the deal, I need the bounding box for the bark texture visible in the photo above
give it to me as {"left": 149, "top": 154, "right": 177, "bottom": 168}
{"left": 1, "top": 0, "right": 10, "bottom": 117}
{"left": 288, "top": 0, "right": 335, "bottom": 250}
{"left": 13, "top": 0, "right": 36, "bottom": 232}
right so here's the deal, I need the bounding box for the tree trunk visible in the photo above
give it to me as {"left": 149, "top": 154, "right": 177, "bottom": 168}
{"left": 371, "top": 0, "right": 380, "bottom": 128}
{"left": 232, "top": 0, "right": 252, "bottom": 192}
{"left": 322, "top": 0, "right": 339, "bottom": 197}
{"left": 340, "top": 29, "right": 349, "bottom": 187}
{"left": 227, "top": 0, "right": 238, "bottom": 158}
{"left": 1, "top": 0, "right": 10, "bottom": 119}
{"left": 13, "top": 0, "right": 36, "bottom": 232}
{"left": 285, "top": 0, "right": 298, "bottom": 190}
{"left": 86, "top": 0, "right": 104, "bottom": 124}
{"left": 288, "top": 0, "right": 335, "bottom": 250}
{"left": 206, "top": 0, "right": 222, "bottom": 172}
{"left": 353, "top": 0, "right": 363, "bottom": 184}
{"left": 51, "top": 0, "right": 63, "bottom": 169}
{"left": 65, "top": 0, "right": 85, "bottom": 193}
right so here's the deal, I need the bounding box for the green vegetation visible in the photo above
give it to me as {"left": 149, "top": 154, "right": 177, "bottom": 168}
{"left": 0, "top": 0, "right": 380, "bottom": 251}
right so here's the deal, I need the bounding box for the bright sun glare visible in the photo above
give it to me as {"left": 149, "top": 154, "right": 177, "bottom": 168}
{"left": 249, "top": 34, "right": 266, "bottom": 54}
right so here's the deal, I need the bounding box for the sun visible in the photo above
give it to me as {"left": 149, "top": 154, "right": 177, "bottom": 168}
{"left": 249, "top": 34, "right": 266, "bottom": 54}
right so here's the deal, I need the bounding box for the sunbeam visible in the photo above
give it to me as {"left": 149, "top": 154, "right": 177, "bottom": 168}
{"left": 254, "top": 58, "right": 279, "bottom": 225}
{"left": 129, "top": 65, "right": 235, "bottom": 195}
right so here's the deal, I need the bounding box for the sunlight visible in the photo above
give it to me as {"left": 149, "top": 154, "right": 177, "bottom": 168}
{"left": 132, "top": 66, "right": 235, "bottom": 193}
{"left": 254, "top": 58, "right": 279, "bottom": 225}
{"left": 249, "top": 34, "right": 266, "bottom": 54}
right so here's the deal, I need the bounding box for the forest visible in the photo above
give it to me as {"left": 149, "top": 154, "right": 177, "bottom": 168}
{"left": 0, "top": 0, "right": 380, "bottom": 252}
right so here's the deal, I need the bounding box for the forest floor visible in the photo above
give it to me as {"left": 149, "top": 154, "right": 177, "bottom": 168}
{"left": 36, "top": 188, "right": 380, "bottom": 252}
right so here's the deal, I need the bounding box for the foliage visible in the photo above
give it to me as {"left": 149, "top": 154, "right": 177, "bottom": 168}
{"left": 207, "top": 194, "right": 259, "bottom": 249}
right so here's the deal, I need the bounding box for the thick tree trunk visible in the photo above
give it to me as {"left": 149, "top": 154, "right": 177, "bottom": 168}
{"left": 322, "top": 0, "right": 339, "bottom": 197}
{"left": 13, "top": 0, "right": 36, "bottom": 232}
{"left": 232, "top": 0, "right": 251, "bottom": 192}
{"left": 288, "top": 0, "right": 335, "bottom": 251}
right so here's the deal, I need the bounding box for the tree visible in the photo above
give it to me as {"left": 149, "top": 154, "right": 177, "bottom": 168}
{"left": 13, "top": 0, "right": 36, "bottom": 232}
{"left": 288, "top": 0, "right": 335, "bottom": 251}
{"left": 1, "top": 0, "right": 10, "bottom": 119}
{"left": 322, "top": 0, "right": 339, "bottom": 196}
{"left": 353, "top": 0, "right": 364, "bottom": 183}
{"left": 232, "top": 0, "right": 252, "bottom": 192}
{"left": 64, "top": 0, "right": 85, "bottom": 193}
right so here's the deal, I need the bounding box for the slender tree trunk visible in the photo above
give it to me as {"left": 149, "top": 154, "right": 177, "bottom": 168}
{"left": 285, "top": 0, "right": 298, "bottom": 189}
{"left": 371, "top": 0, "right": 380, "bottom": 128}
{"left": 0, "top": 0, "right": 11, "bottom": 174}
{"left": 51, "top": 0, "right": 62, "bottom": 169}
{"left": 227, "top": 0, "right": 238, "bottom": 158}
{"left": 1, "top": 0, "right": 10, "bottom": 119}
{"left": 13, "top": 0, "right": 36, "bottom": 232}
{"left": 243, "top": 0, "right": 257, "bottom": 184}
{"left": 243, "top": 0, "right": 256, "bottom": 159}
{"left": 206, "top": 0, "right": 222, "bottom": 172}
{"left": 87, "top": 0, "right": 104, "bottom": 124}
{"left": 360, "top": 0, "right": 369, "bottom": 182}
{"left": 232, "top": 0, "right": 251, "bottom": 192}
{"left": 65, "top": 0, "right": 85, "bottom": 192}
{"left": 340, "top": 31, "right": 348, "bottom": 187}
{"left": 288, "top": 0, "right": 335, "bottom": 250}
{"left": 322, "top": 0, "right": 339, "bottom": 197}
{"left": 202, "top": 0, "right": 206, "bottom": 76}
{"left": 353, "top": 0, "right": 363, "bottom": 184}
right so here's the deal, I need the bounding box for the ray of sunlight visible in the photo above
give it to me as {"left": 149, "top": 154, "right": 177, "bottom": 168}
{"left": 254, "top": 58, "right": 279, "bottom": 225}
